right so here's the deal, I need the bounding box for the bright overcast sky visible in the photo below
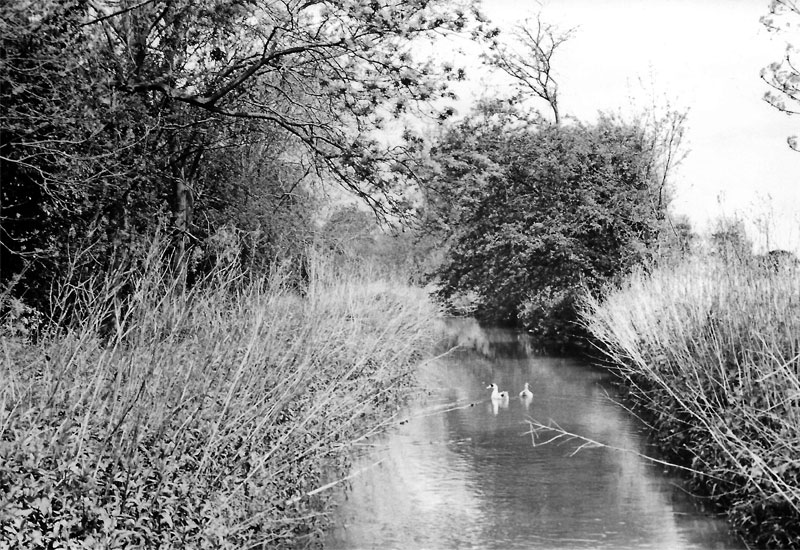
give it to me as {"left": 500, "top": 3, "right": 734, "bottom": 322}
{"left": 449, "top": 0, "right": 800, "bottom": 253}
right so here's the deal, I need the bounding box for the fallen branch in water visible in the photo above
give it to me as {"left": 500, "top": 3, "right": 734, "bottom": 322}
{"left": 524, "top": 417, "right": 728, "bottom": 482}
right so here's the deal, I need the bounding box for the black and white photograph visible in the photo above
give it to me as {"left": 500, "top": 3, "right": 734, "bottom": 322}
{"left": 2, "top": 1, "right": 799, "bottom": 548}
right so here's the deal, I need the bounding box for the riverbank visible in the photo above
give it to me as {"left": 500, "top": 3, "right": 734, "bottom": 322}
{"left": 0, "top": 245, "right": 441, "bottom": 548}
{"left": 581, "top": 256, "right": 800, "bottom": 547}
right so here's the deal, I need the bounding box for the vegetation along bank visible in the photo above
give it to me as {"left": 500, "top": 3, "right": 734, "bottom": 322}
{"left": 1, "top": 242, "right": 441, "bottom": 548}
{"left": 4, "top": 0, "right": 800, "bottom": 547}
{"left": 581, "top": 256, "right": 800, "bottom": 547}
{"left": 0, "top": 1, "right": 463, "bottom": 545}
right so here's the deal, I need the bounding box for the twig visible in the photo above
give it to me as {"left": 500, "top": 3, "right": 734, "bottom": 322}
{"left": 526, "top": 418, "right": 728, "bottom": 481}
{"left": 285, "top": 458, "right": 386, "bottom": 505}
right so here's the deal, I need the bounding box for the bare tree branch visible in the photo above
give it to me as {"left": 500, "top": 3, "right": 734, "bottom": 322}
{"left": 485, "top": 12, "right": 575, "bottom": 124}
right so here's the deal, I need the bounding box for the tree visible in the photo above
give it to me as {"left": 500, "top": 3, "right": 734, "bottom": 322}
{"left": 656, "top": 213, "right": 695, "bottom": 259}
{"left": 425, "top": 103, "right": 670, "bottom": 348}
{"left": 90, "top": 0, "right": 484, "bottom": 216}
{"left": 1, "top": 0, "right": 167, "bottom": 305}
{"left": 710, "top": 216, "right": 753, "bottom": 263}
{"left": 321, "top": 204, "right": 377, "bottom": 257}
{"left": 762, "top": 0, "right": 800, "bottom": 150}
{"left": 1, "top": 0, "right": 488, "bottom": 310}
{"left": 484, "top": 12, "right": 574, "bottom": 124}
{"left": 194, "top": 130, "right": 318, "bottom": 275}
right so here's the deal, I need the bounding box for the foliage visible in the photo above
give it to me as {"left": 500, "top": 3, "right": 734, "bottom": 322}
{"left": 1, "top": 1, "right": 289, "bottom": 309}
{"left": 425, "top": 102, "right": 668, "bottom": 349}
{"left": 1, "top": 0, "right": 165, "bottom": 308}
{"left": 319, "top": 204, "right": 442, "bottom": 283}
{"left": 85, "top": 0, "right": 485, "bottom": 215}
{"left": 581, "top": 256, "right": 800, "bottom": 547}
{"left": 762, "top": 1, "right": 800, "bottom": 150}
{"left": 654, "top": 213, "right": 696, "bottom": 260}
{"left": 1, "top": 0, "right": 487, "bottom": 314}
{"left": 321, "top": 205, "right": 379, "bottom": 258}
{"left": 709, "top": 216, "right": 753, "bottom": 263}
{"left": 0, "top": 237, "right": 441, "bottom": 549}
{"left": 192, "top": 136, "right": 319, "bottom": 280}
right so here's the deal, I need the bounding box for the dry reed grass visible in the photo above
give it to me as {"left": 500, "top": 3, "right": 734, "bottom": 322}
{"left": 581, "top": 256, "right": 800, "bottom": 546}
{"left": 0, "top": 239, "right": 441, "bottom": 548}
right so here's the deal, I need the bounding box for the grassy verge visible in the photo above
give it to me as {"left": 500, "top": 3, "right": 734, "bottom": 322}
{"left": 580, "top": 256, "right": 800, "bottom": 547}
{"left": 0, "top": 241, "right": 441, "bottom": 549}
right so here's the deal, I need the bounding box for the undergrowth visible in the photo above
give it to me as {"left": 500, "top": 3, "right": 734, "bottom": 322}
{"left": 0, "top": 238, "right": 441, "bottom": 549}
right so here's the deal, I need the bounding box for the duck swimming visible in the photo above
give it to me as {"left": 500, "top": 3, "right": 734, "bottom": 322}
{"left": 519, "top": 382, "right": 533, "bottom": 399}
{"left": 487, "top": 383, "right": 509, "bottom": 400}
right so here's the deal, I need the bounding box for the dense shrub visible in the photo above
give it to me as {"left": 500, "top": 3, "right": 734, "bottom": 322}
{"left": 425, "top": 105, "right": 667, "bottom": 349}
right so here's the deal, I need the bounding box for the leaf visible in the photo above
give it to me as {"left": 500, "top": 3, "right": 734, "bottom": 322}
{"left": 33, "top": 496, "right": 51, "bottom": 515}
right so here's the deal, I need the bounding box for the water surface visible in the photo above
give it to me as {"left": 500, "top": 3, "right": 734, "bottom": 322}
{"left": 326, "top": 319, "right": 744, "bottom": 550}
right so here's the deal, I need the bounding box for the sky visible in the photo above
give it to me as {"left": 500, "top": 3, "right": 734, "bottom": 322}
{"left": 446, "top": 0, "right": 800, "bottom": 253}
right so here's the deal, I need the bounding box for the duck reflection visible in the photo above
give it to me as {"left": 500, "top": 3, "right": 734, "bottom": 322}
{"left": 490, "top": 398, "right": 509, "bottom": 415}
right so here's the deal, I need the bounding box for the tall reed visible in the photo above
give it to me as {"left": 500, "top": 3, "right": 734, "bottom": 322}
{"left": 581, "top": 256, "right": 800, "bottom": 546}
{"left": 0, "top": 239, "right": 441, "bottom": 548}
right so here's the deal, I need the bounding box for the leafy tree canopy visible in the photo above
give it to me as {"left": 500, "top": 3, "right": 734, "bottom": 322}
{"left": 88, "top": 0, "right": 485, "bottom": 212}
{"left": 762, "top": 0, "right": 800, "bottom": 150}
{"left": 1, "top": 0, "right": 488, "bottom": 310}
{"left": 425, "top": 102, "right": 670, "bottom": 349}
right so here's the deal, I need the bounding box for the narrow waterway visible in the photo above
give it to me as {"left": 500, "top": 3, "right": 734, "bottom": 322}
{"left": 326, "top": 318, "right": 744, "bottom": 550}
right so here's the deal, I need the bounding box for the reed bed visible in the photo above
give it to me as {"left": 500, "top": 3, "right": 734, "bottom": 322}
{"left": 0, "top": 241, "right": 441, "bottom": 549}
{"left": 581, "top": 256, "right": 800, "bottom": 546}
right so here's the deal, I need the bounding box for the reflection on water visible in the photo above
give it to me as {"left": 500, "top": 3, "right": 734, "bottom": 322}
{"left": 326, "top": 318, "right": 744, "bottom": 550}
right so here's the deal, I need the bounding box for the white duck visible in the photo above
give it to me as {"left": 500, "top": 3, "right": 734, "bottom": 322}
{"left": 519, "top": 382, "right": 533, "bottom": 399}
{"left": 487, "top": 383, "right": 509, "bottom": 400}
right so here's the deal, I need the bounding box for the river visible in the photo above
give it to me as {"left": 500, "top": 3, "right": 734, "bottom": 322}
{"left": 325, "top": 318, "right": 745, "bottom": 549}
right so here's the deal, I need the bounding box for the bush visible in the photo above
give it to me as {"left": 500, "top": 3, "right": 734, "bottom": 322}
{"left": 426, "top": 107, "right": 665, "bottom": 349}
